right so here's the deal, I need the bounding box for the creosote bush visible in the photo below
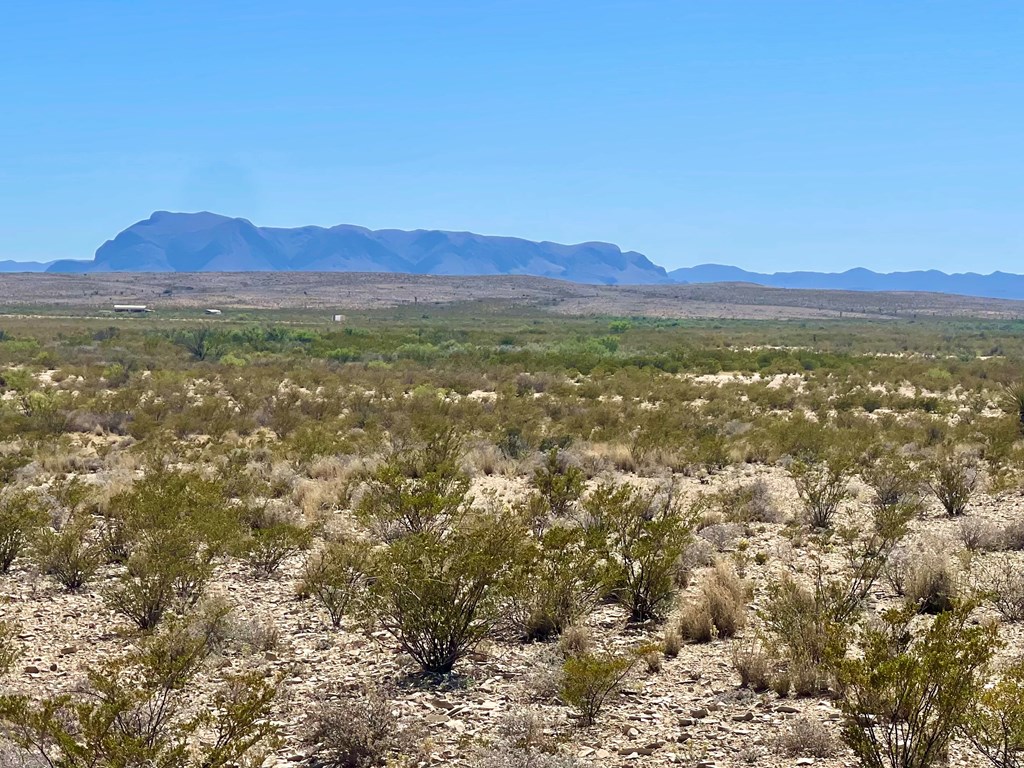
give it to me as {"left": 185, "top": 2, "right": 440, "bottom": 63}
{"left": 927, "top": 451, "right": 979, "bottom": 516}
{"left": 238, "top": 503, "right": 312, "bottom": 578}
{"left": 366, "top": 509, "right": 516, "bottom": 675}
{"left": 791, "top": 456, "right": 851, "bottom": 529}
{"left": 532, "top": 448, "right": 585, "bottom": 518}
{"left": 356, "top": 421, "right": 469, "bottom": 539}
{"left": 560, "top": 651, "right": 635, "bottom": 726}
{"left": 962, "top": 656, "right": 1024, "bottom": 768}
{"left": 835, "top": 602, "right": 998, "bottom": 768}
{"left": 299, "top": 538, "right": 370, "bottom": 629}
{"left": 508, "top": 521, "right": 601, "bottom": 641}
{"left": 32, "top": 513, "right": 102, "bottom": 592}
{"left": 0, "top": 490, "right": 44, "bottom": 573}
{"left": 585, "top": 482, "right": 693, "bottom": 623}
{"left": 0, "top": 615, "right": 279, "bottom": 768}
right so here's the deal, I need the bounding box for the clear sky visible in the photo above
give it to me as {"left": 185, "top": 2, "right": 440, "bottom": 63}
{"left": 1, "top": 1, "right": 1021, "bottom": 273}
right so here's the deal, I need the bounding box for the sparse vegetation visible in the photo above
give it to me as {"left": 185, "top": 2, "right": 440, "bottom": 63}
{"left": 4, "top": 293, "right": 1024, "bottom": 763}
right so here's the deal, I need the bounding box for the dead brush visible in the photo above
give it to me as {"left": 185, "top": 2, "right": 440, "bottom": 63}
{"left": 675, "top": 560, "right": 749, "bottom": 643}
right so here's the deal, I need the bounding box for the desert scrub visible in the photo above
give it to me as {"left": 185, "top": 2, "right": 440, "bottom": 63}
{"left": 366, "top": 509, "right": 517, "bottom": 675}
{"left": 927, "top": 450, "right": 979, "bottom": 516}
{"left": 696, "top": 478, "right": 780, "bottom": 524}
{"left": 531, "top": 448, "right": 585, "bottom": 518}
{"left": 790, "top": 456, "right": 851, "bottom": 529}
{"left": 757, "top": 571, "right": 863, "bottom": 694}
{"left": 961, "top": 656, "right": 1024, "bottom": 768}
{"left": 0, "top": 615, "right": 279, "bottom": 768}
{"left": 775, "top": 717, "right": 838, "bottom": 758}
{"left": 835, "top": 602, "right": 998, "bottom": 768}
{"left": 507, "top": 522, "right": 601, "bottom": 641}
{"left": 355, "top": 422, "right": 470, "bottom": 539}
{"left": 32, "top": 512, "right": 102, "bottom": 591}
{"left": 862, "top": 452, "right": 925, "bottom": 520}
{"left": 0, "top": 489, "right": 45, "bottom": 572}
{"left": 560, "top": 650, "right": 635, "bottom": 726}
{"left": 584, "top": 481, "right": 693, "bottom": 623}
{"left": 474, "top": 709, "right": 584, "bottom": 768}
{"left": 304, "top": 686, "right": 416, "bottom": 768}
{"left": 237, "top": 503, "right": 312, "bottom": 578}
{"left": 0, "top": 620, "right": 20, "bottom": 675}
{"left": 299, "top": 538, "right": 370, "bottom": 629}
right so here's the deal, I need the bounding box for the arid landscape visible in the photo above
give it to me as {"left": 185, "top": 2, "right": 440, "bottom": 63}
{"left": 1, "top": 277, "right": 1024, "bottom": 767}
{"left": 4, "top": 272, "right": 1024, "bottom": 319}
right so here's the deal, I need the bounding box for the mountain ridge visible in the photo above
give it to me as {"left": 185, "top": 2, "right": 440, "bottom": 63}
{"left": 5, "top": 210, "right": 1021, "bottom": 299}
{"left": 668, "top": 264, "right": 1024, "bottom": 300}
{"left": 45, "top": 211, "right": 672, "bottom": 285}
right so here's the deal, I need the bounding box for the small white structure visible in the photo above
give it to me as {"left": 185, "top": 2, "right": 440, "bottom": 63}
{"left": 333, "top": 314, "right": 346, "bottom": 322}
{"left": 113, "top": 305, "right": 151, "bottom": 313}
{"left": 204, "top": 308, "right": 222, "bottom": 315}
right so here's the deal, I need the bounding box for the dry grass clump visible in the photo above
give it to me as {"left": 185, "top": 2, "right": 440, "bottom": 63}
{"left": 960, "top": 518, "right": 1004, "bottom": 552}
{"left": 557, "top": 625, "right": 594, "bottom": 659}
{"left": 732, "top": 640, "right": 771, "bottom": 692}
{"left": 474, "top": 709, "right": 584, "bottom": 768}
{"left": 903, "top": 546, "right": 961, "bottom": 614}
{"left": 304, "top": 686, "right": 417, "bottom": 768}
{"left": 579, "top": 442, "right": 638, "bottom": 474}
{"left": 983, "top": 559, "right": 1024, "bottom": 622}
{"left": 676, "top": 561, "right": 749, "bottom": 643}
{"left": 775, "top": 717, "right": 838, "bottom": 758}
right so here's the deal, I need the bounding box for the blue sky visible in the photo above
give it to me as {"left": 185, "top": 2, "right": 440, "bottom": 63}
{"left": 1, "top": 1, "right": 1021, "bottom": 272}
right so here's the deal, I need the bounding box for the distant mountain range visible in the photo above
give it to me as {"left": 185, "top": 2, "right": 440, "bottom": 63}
{"left": 41, "top": 211, "right": 671, "bottom": 285}
{"left": 1, "top": 211, "right": 1023, "bottom": 300}
{"left": 667, "top": 264, "right": 1024, "bottom": 301}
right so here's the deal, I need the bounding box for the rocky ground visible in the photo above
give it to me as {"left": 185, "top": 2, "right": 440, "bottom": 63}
{"left": 3, "top": 460, "right": 1022, "bottom": 768}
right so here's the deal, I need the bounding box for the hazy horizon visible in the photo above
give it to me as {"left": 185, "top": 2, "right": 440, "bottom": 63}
{"left": 2, "top": 2, "right": 1021, "bottom": 273}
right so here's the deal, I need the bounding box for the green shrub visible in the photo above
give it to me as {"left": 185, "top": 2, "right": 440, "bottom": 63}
{"left": 33, "top": 514, "right": 102, "bottom": 591}
{"left": 585, "top": 482, "right": 693, "bottom": 623}
{"left": 0, "top": 620, "right": 19, "bottom": 675}
{"left": 532, "top": 449, "right": 585, "bottom": 518}
{"left": 238, "top": 505, "right": 312, "bottom": 578}
{"left": 758, "top": 572, "right": 858, "bottom": 693}
{"left": 366, "top": 510, "right": 516, "bottom": 675}
{"left": 927, "top": 451, "right": 979, "bottom": 516}
{"left": 356, "top": 424, "right": 469, "bottom": 539}
{"left": 962, "top": 656, "right": 1024, "bottom": 768}
{"left": 507, "top": 523, "right": 601, "bottom": 641}
{"left": 835, "top": 603, "right": 998, "bottom": 768}
{"left": 300, "top": 539, "right": 370, "bottom": 629}
{"left": 0, "top": 490, "right": 45, "bottom": 572}
{"left": 560, "top": 651, "right": 635, "bottom": 726}
{"left": 791, "top": 457, "right": 851, "bottom": 529}
{"left": 0, "top": 616, "right": 279, "bottom": 768}
{"left": 105, "top": 527, "right": 214, "bottom": 630}
{"left": 862, "top": 453, "right": 925, "bottom": 520}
